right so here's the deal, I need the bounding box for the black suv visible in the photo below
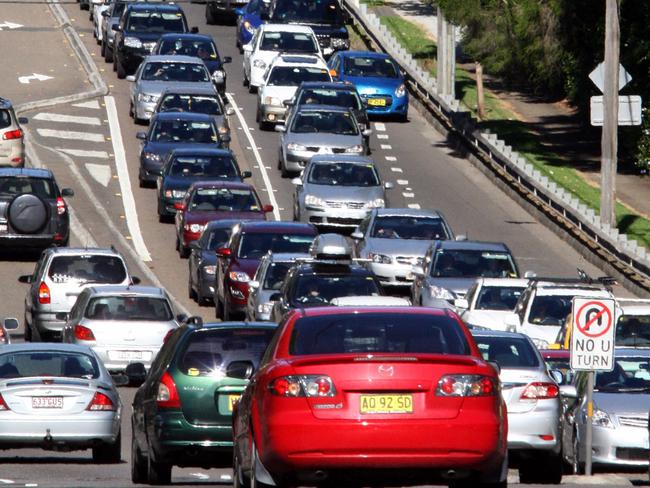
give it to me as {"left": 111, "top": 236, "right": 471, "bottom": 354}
{"left": 112, "top": 2, "right": 196, "bottom": 78}
{"left": 0, "top": 168, "right": 73, "bottom": 249}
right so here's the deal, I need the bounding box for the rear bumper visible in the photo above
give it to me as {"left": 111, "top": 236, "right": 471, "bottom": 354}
{"left": 0, "top": 232, "right": 68, "bottom": 248}
{"left": 507, "top": 408, "right": 560, "bottom": 452}
{"left": 91, "top": 345, "right": 160, "bottom": 372}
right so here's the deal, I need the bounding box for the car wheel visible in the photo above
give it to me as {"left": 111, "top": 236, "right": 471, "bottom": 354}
{"left": 519, "top": 450, "right": 562, "bottom": 484}
{"left": 131, "top": 434, "right": 148, "bottom": 483}
{"left": 147, "top": 456, "right": 172, "bottom": 485}
{"left": 23, "top": 317, "right": 32, "bottom": 342}
{"left": 112, "top": 53, "right": 117, "bottom": 72}
{"left": 179, "top": 244, "right": 189, "bottom": 259}
{"left": 242, "top": 71, "right": 249, "bottom": 87}
{"left": 223, "top": 297, "right": 231, "bottom": 321}
{"left": 100, "top": 39, "right": 106, "bottom": 57}
{"left": 104, "top": 44, "right": 113, "bottom": 63}
{"left": 92, "top": 431, "right": 121, "bottom": 464}
{"left": 280, "top": 159, "right": 290, "bottom": 178}
{"left": 233, "top": 451, "right": 249, "bottom": 488}
{"left": 116, "top": 57, "right": 126, "bottom": 79}
{"left": 248, "top": 84, "right": 256, "bottom": 94}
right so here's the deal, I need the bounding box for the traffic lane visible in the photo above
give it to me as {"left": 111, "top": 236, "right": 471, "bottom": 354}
{"left": 0, "top": 3, "right": 89, "bottom": 105}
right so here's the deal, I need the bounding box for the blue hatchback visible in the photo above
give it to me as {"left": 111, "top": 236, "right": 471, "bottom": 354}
{"left": 327, "top": 51, "right": 408, "bottom": 120}
{"left": 235, "top": 0, "right": 268, "bottom": 52}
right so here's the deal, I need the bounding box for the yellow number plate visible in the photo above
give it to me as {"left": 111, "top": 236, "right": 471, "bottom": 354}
{"left": 367, "top": 98, "right": 386, "bottom": 107}
{"left": 228, "top": 394, "right": 241, "bottom": 412}
{"left": 360, "top": 394, "right": 413, "bottom": 414}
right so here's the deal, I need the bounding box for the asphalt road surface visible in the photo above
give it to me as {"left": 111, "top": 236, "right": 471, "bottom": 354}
{"left": 0, "top": 1, "right": 645, "bottom": 486}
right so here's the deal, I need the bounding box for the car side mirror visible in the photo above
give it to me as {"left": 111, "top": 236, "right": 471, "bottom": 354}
{"left": 55, "top": 312, "right": 69, "bottom": 321}
{"left": 226, "top": 107, "right": 235, "bottom": 116}
{"left": 241, "top": 171, "right": 252, "bottom": 179}
{"left": 125, "top": 362, "right": 147, "bottom": 385}
{"left": 362, "top": 128, "right": 372, "bottom": 137}
{"left": 248, "top": 280, "right": 260, "bottom": 289}
{"left": 283, "top": 100, "right": 294, "bottom": 107}
{"left": 125, "top": 75, "right": 136, "bottom": 82}
{"left": 216, "top": 247, "right": 231, "bottom": 258}
{"left": 262, "top": 204, "right": 274, "bottom": 213}
{"left": 411, "top": 265, "right": 425, "bottom": 277}
{"left": 291, "top": 177, "right": 302, "bottom": 186}
{"left": 61, "top": 188, "right": 75, "bottom": 197}
{"left": 18, "top": 275, "right": 33, "bottom": 284}
{"left": 3, "top": 318, "right": 18, "bottom": 331}
{"left": 223, "top": 56, "right": 232, "bottom": 64}
{"left": 111, "top": 24, "right": 121, "bottom": 32}
{"left": 384, "top": 181, "right": 394, "bottom": 190}
{"left": 226, "top": 360, "right": 255, "bottom": 380}
{"left": 549, "top": 369, "right": 564, "bottom": 385}
{"left": 131, "top": 276, "right": 141, "bottom": 285}
{"left": 190, "top": 26, "right": 199, "bottom": 34}
{"left": 269, "top": 292, "right": 281, "bottom": 301}
{"left": 136, "top": 132, "right": 147, "bottom": 140}
{"left": 503, "top": 313, "right": 520, "bottom": 332}
{"left": 274, "top": 125, "right": 286, "bottom": 133}
{"left": 220, "top": 135, "right": 231, "bottom": 144}
{"left": 18, "top": 117, "right": 28, "bottom": 125}
{"left": 350, "top": 230, "right": 363, "bottom": 240}
{"left": 560, "top": 385, "right": 578, "bottom": 399}
{"left": 454, "top": 298, "right": 469, "bottom": 310}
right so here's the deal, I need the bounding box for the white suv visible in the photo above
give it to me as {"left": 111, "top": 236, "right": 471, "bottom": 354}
{"left": 242, "top": 24, "right": 323, "bottom": 92}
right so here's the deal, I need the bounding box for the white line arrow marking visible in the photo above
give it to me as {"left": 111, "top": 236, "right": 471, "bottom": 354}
{"left": 0, "top": 21, "right": 23, "bottom": 30}
{"left": 18, "top": 73, "right": 53, "bottom": 84}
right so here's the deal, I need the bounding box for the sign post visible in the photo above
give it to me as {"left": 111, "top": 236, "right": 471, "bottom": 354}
{"left": 570, "top": 297, "right": 616, "bottom": 476}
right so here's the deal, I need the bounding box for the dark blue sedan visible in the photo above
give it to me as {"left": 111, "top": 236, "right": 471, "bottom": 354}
{"left": 137, "top": 112, "right": 230, "bottom": 187}
{"left": 235, "top": 0, "right": 268, "bottom": 52}
{"left": 327, "top": 50, "right": 408, "bottom": 121}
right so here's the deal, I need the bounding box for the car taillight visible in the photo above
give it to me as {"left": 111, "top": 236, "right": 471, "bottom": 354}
{"left": 156, "top": 371, "right": 180, "bottom": 408}
{"left": 436, "top": 375, "right": 496, "bottom": 397}
{"left": 269, "top": 375, "right": 336, "bottom": 397}
{"left": 56, "top": 197, "right": 67, "bottom": 216}
{"left": 87, "top": 392, "right": 116, "bottom": 411}
{"left": 162, "top": 329, "right": 175, "bottom": 343}
{"left": 520, "top": 382, "right": 559, "bottom": 400}
{"left": 38, "top": 282, "right": 50, "bottom": 304}
{"left": 74, "top": 324, "right": 96, "bottom": 341}
{"left": 0, "top": 393, "right": 8, "bottom": 411}
{"left": 2, "top": 129, "right": 23, "bottom": 140}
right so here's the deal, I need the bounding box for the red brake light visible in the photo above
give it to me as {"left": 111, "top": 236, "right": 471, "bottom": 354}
{"left": 0, "top": 393, "right": 8, "bottom": 411}
{"left": 87, "top": 392, "right": 116, "bottom": 411}
{"left": 162, "top": 329, "right": 175, "bottom": 343}
{"left": 436, "top": 375, "right": 496, "bottom": 397}
{"left": 173, "top": 202, "right": 185, "bottom": 211}
{"left": 520, "top": 382, "right": 559, "bottom": 400}
{"left": 156, "top": 371, "right": 181, "bottom": 408}
{"left": 2, "top": 129, "right": 23, "bottom": 140}
{"left": 38, "top": 282, "right": 50, "bottom": 304}
{"left": 56, "top": 197, "right": 67, "bottom": 216}
{"left": 269, "top": 376, "right": 336, "bottom": 397}
{"left": 74, "top": 324, "right": 96, "bottom": 341}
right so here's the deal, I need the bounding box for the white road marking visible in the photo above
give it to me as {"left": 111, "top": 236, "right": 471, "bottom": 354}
{"left": 380, "top": 144, "right": 392, "bottom": 150}
{"left": 408, "top": 203, "right": 421, "bottom": 209}
{"left": 0, "top": 479, "right": 15, "bottom": 484}
{"left": 37, "top": 128, "right": 104, "bottom": 142}
{"left": 226, "top": 92, "right": 281, "bottom": 220}
{"left": 18, "top": 73, "right": 53, "bottom": 84}
{"left": 57, "top": 148, "right": 109, "bottom": 159}
{"left": 72, "top": 100, "right": 100, "bottom": 109}
{"left": 190, "top": 473, "right": 210, "bottom": 480}
{"left": 374, "top": 122, "right": 386, "bottom": 131}
{"left": 104, "top": 95, "right": 152, "bottom": 261}
{"left": 0, "top": 21, "right": 22, "bottom": 30}
{"left": 377, "top": 134, "right": 389, "bottom": 139}
{"left": 85, "top": 163, "right": 112, "bottom": 186}
{"left": 396, "top": 179, "right": 408, "bottom": 185}
{"left": 402, "top": 192, "right": 415, "bottom": 198}
{"left": 385, "top": 156, "right": 397, "bottom": 161}
{"left": 34, "top": 113, "right": 101, "bottom": 125}
{"left": 220, "top": 474, "right": 233, "bottom": 480}
{"left": 69, "top": 207, "right": 98, "bottom": 247}
{"left": 390, "top": 167, "right": 403, "bottom": 173}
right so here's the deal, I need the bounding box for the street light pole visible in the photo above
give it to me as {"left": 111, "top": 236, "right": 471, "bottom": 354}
{"left": 600, "top": 0, "right": 620, "bottom": 227}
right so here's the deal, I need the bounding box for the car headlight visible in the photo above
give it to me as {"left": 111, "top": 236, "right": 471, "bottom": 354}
{"left": 592, "top": 408, "right": 614, "bottom": 429}
{"left": 428, "top": 285, "right": 455, "bottom": 300}
{"left": 168, "top": 190, "right": 185, "bottom": 199}
{"left": 258, "top": 302, "right": 274, "bottom": 315}
{"left": 184, "top": 223, "right": 206, "bottom": 234}
{"left": 331, "top": 37, "right": 350, "bottom": 50}
{"left": 218, "top": 125, "right": 229, "bottom": 135}
{"left": 395, "top": 84, "right": 406, "bottom": 98}
{"left": 202, "top": 265, "right": 216, "bottom": 275}
{"left": 253, "top": 59, "right": 266, "bottom": 69}
{"left": 124, "top": 36, "right": 142, "bottom": 48}
{"left": 304, "top": 194, "right": 326, "bottom": 208}
{"left": 143, "top": 152, "right": 160, "bottom": 162}
{"left": 264, "top": 96, "right": 282, "bottom": 106}
{"left": 212, "top": 69, "right": 225, "bottom": 82}
{"left": 531, "top": 337, "right": 549, "bottom": 349}
{"left": 369, "top": 252, "right": 392, "bottom": 264}
{"left": 229, "top": 271, "right": 251, "bottom": 282}
{"left": 138, "top": 93, "right": 158, "bottom": 104}
{"left": 345, "top": 144, "right": 364, "bottom": 153}
{"left": 287, "top": 142, "right": 307, "bottom": 152}
{"left": 243, "top": 20, "right": 255, "bottom": 34}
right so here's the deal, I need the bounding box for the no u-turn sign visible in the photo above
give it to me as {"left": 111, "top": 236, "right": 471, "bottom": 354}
{"left": 570, "top": 297, "right": 616, "bottom": 371}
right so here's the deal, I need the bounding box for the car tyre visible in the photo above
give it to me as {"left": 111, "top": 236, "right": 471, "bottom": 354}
{"left": 280, "top": 158, "right": 289, "bottom": 178}
{"left": 23, "top": 317, "right": 32, "bottom": 342}
{"left": 223, "top": 296, "right": 231, "bottom": 321}
{"left": 188, "top": 274, "right": 197, "bottom": 301}
{"left": 116, "top": 56, "right": 126, "bottom": 79}
{"left": 131, "top": 435, "right": 148, "bottom": 483}
{"left": 179, "top": 243, "right": 189, "bottom": 259}
{"left": 242, "top": 71, "right": 249, "bottom": 87}
{"left": 8, "top": 194, "right": 48, "bottom": 234}
{"left": 206, "top": 4, "right": 217, "bottom": 25}
{"left": 100, "top": 39, "right": 106, "bottom": 57}
{"left": 519, "top": 451, "right": 562, "bottom": 484}
{"left": 104, "top": 44, "right": 113, "bottom": 63}
{"left": 215, "top": 295, "right": 224, "bottom": 319}
{"left": 147, "top": 456, "right": 172, "bottom": 485}
{"left": 92, "top": 431, "right": 121, "bottom": 464}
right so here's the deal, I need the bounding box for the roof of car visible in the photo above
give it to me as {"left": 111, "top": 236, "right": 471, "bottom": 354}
{"left": 610, "top": 298, "right": 650, "bottom": 315}
{"left": 539, "top": 349, "right": 570, "bottom": 359}
{"left": 330, "top": 296, "right": 411, "bottom": 306}
{"left": 169, "top": 147, "right": 232, "bottom": 157}
{"left": 532, "top": 282, "right": 612, "bottom": 297}
{"left": 85, "top": 285, "right": 167, "bottom": 297}
{"left": 187, "top": 180, "right": 253, "bottom": 191}
{"left": 142, "top": 54, "right": 206, "bottom": 65}
{"left": 126, "top": 2, "right": 184, "bottom": 13}
{"left": 152, "top": 111, "right": 214, "bottom": 122}
{"left": 471, "top": 329, "right": 530, "bottom": 339}
{"left": 474, "top": 277, "right": 530, "bottom": 287}
{"left": 373, "top": 208, "right": 444, "bottom": 219}
{"left": 297, "top": 81, "right": 358, "bottom": 92}
{"left": 45, "top": 247, "right": 123, "bottom": 257}
{"left": 309, "top": 154, "right": 373, "bottom": 165}
{"left": 238, "top": 221, "right": 316, "bottom": 234}
{"left": 269, "top": 54, "right": 326, "bottom": 68}
{"left": 263, "top": 252, "right": 310, "bottom": 263}
{"left": 0, "top": 167, "right": 53, "bottom": 178}
{"left": 160, "top": 85, "right": 219, "bottom": 96}
{"left": 188, "top": 321, "right": 278, "bottom": 330}
{"left": 611, "top": 348, "right": 650, "bottom": 358}
{"left": 295, "top": 104, "right": 350, "bottom": 114}
{"left": 296, "top": 306, "right": 454, "bottom": 318}
{"left": 259, "top": 23, "right": 316, "bottom": 33}
{"left": 338, "top": 50, "right": 393, "bottom": 60}
{"left": 0, "top": 342, "right": 96, "bottom": 355}
{"left": 205, "top": 219, "right": 244, "bottom": 230}
{"left": 433, "top": 240, "right": 511, "bottom": 252}
{"left": 157, "top": 33, "right": 214, "bottom": 43}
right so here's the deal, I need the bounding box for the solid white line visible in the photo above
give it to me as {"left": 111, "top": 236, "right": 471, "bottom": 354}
{"left": 57, "top": 148, "right": 109, "bottom": 159}
{"left": 104, "top": 95, "right": 152, "bottom": 261}
{"left": 226, "top": 92, "right": 281, "bottom": 221}
{"left": 72, "top": 100, "right": 100, "bottom": 109}
{"left": 377, "top": 134, "right": 389, "bottom": 139}
{"left": 375, "top": 122, "right": 386, "bottom": 131}
{"left": 33, "top": 113, "right": 101, "bottom": 125}
{"left": 36, "top": 128, "right": 104, "bottom": 142}
{"left": 385, "top": 156, "right": 397, "bottom": 161}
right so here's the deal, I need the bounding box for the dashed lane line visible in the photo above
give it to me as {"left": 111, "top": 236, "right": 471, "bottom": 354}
{"left": 391, "top": 167, "right": 403, "bottom": 173}
{"left": 374, "top": 122, "right": 386, "bottom": 131}
{"left": 380, "top": 144, "right": 392, "bottom": 150}
{"left": 377, "top": 134, "right": 389, "bottom": 139}
{"left": 385, "top": 156, "right": 397, "bottom": 161}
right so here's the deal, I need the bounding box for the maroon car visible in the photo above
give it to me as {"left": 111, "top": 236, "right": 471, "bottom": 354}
{"left": 214, "top": 221, "right": 317, "bottom": 320}
{"left": 174, "top": 181, "right": 273, "bottom": 258}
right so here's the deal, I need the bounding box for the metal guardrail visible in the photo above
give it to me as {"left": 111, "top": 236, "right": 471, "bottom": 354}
{"left": 343, "top": 0, "right": 650, "bottom": 292}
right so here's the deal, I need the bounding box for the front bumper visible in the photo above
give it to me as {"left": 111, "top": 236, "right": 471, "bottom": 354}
{"left": 92, "top": 345, "right": 160, "bottom": 372}
{"left": 368, "top": 261, "right": 417, "bottom": 287}
{"left": 507, "top": 406, "right": 560, "bottom": 452}
{"left": 134, "top": 99, "right": 158, "bottom": 121}
{"left": 301, "top": 206, "right": 368, "bottom": 229}
{"left": 259, "top": 104, "right": 287, "bottom": 125}
{"left": 590, "top": 424, "right": 649, "bottom": 467}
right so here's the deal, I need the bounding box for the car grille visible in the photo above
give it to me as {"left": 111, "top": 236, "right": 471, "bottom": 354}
{"left": 616, "top": 447, "right": 648, "bottom": 461}
{"left": 395, "top": 256, "right": 422, "bottom": 266}
{"left": 143, "top": 42, "right": 156, "bottom": 52}
{"left": 618, "top": 415, "right": 648, "bottom": 428}
{"left": 316, "top": 34, "right": 331, "bottom": 49}
{"left": 327, "top": 217, "right": 362, "bottom": 226}
{"left": 325, "top": 201, "right": 366, "bottom": 209}
{"left": 305, "top": 146, "right": 347, "bottom": 154}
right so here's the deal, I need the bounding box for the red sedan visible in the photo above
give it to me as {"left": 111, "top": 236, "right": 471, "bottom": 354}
{"left": 232, "top": 307, "right": 508, "bottom": 488}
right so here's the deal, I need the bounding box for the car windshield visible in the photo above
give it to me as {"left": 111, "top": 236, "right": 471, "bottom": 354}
{"left": 158, "top": 94, "right": 223, "bottom": 115}
{"left": 267, "top": 66, "right": 330, "bottom": 86}
{"left": 157, "top": 39, "right": 218, "bottom": 60}
{"left": 85, "top": 296, "right": 173, "bottom": 321}
{"left": 179, "top": 327, "right": 275, "bottom": 377}
{"left": 370, "top": 216, "right": 450, "bottom": 240}
{"left": 475, "top": 286, "right": 525, "bottom": 311}
{"left": 151, "top": 119, "right": 218, "bottom": 143}
{"left": 126, "top": 11, "right": 187, "bottom": 33}
{"left": 291, "top": 111, "right": 358, "bottom": 135}
{"left": 297, "top": 88, "right": 363, "bottom": 110}
{"left": 290, "top": 313, "right": 470, "bottom": 355}
{"left": 595, "top": 357, "right": 650, "bottom": 392}
{"left": 474, "top": 336, "right": 539, "bottom": 368}
{"left": 615, "top": 315, "right": 650, "bottom": 347}
{"left": 203, "top": 227, "right": 233, "bottom": 250}
{"left": 308, "top": 163, "right": 378, "bottom": 186}
{"left": 0, "top": 351, "right": 99, "bottom": 379}
{"left": 260, "top": 31, "right": 318, "bottom": 53}
{"left": 238, "top": 233, "right": 314, "bottom": 259}
{"left": 47, "top": 255, "right": 128, "bottom": 284}
{"left": 142, "top": 62, "right": 210, "bottom": 82}
{"left": 344, "top": 56, "right": 399, "bottom": 78}
{"left": 272, "top": 0, "right": 344, "bottom": 25}
{"left": 169, "top": 155, "right": 238, "bottom": 178}
{"left": 292, "top": 274, "right": 381, "bottom": 306}
{"left": 189, "top": 187, "right": 260, "bottom": 212}
{"left": 431, "top": 250, "right": 517, "bottom": 279}
{"left": 528, "top": 295, "right": 575, "bottom": 327}
{"left": 0, "top": 177, "right": 55, "bottom": 199}
{"left": 263, "top": 262, "right": 292, "bottom": 290}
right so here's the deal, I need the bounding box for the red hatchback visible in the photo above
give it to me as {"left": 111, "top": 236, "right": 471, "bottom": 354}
{"left": 174, "top": 181, "right": 273, "bottom": 258}
{"left": 232, "top": 307, "right": 508, "bottom": 488}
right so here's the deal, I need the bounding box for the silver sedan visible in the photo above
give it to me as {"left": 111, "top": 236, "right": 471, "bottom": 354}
{"left": 0, "top": 342, "right": 124, "bottom": 462}
{"left": 127, "top": 55, "right": 215, "bottom": 123}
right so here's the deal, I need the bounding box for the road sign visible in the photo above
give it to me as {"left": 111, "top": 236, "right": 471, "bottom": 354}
{"left": 589, "top": 62, "right": 632, "bottom": 93}
{"left": 590, "top": 95, "right": 642, "bottom": 126}
{"left": 570, "top": 297, "right": 615, "bottom": 371}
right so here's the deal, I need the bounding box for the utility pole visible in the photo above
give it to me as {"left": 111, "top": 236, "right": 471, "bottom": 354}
{"left": 436, "top": 7, "right": 455, "bottom": 98}
{"left": 600, "top": 0, "right": 620, "bottom": 227}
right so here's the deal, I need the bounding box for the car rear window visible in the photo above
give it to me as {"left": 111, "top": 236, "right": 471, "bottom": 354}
{"left": 0, "top": 177, "right": 55, "bottom": 199}
{"left": 238, "top": 232, "right": 314, "bottom": 258}
{"left": 615, "top": 315, "right": 650, "bottom": 347}
{"left": 47, "top": 255, "right": 128, "bottom": 284}
{"left": 0, "top": 351, "right": 99, "bottom": 379}
{"left": 290, "top": 313, "right": 470, "bottom": 355}
{"left": 0, "top": 109, "right": 11, "bottom": 129}
{"left": 179, "top": 327, "right": 276, "bottom": 377}
{"left": 84, "top": 296, "right": 172, "bottom": 321}
{"left": 474, "top": 336, "right": 540, "bottom": 368}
